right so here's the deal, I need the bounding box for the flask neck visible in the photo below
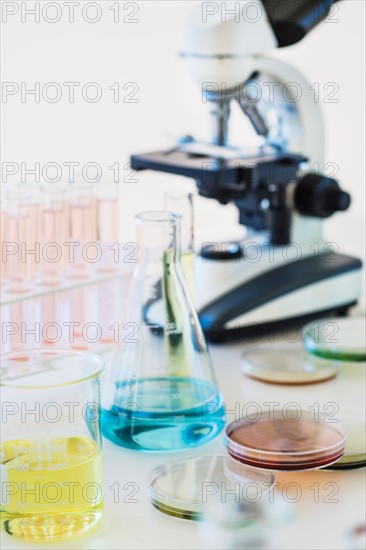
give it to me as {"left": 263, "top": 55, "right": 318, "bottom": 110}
{"left": 136, "top": 211, "right": 181, "bottom": 272}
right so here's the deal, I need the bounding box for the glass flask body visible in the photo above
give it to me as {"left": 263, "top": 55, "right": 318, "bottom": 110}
{"left": 101, "top": 211, "right": 224, "bottom": 451}
{"left": 164, "top": 190, "right": 195, "bottom": 290}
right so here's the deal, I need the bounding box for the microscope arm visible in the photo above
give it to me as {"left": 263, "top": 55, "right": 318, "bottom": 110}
{"left": 262, "top": 0, "right": 341, "bottom": 46}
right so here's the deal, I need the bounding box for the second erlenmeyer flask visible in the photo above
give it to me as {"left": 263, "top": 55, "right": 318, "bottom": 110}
{"left": 101, "top": 211, "right": 224, "bottom": 451}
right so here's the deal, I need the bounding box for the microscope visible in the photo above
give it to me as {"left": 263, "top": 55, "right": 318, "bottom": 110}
{"left": 131, "top": 0, "right": 362, "bottom": 342}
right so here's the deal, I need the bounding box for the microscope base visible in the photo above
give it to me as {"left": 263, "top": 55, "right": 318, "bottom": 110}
{"left": 196, "top": 253, "right": 362, "bottom": 343}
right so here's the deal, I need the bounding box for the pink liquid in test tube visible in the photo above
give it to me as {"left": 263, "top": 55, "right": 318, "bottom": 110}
{"left": 1, "top": 200, "right": 8, "bottom": 287}
{"left": 68, "top": 182, "right": 97, "bottom": 278}
{"left": 41, "top": 184, "right": 68, "bottom": 286}
{"left": 97, "top": 199, "right": 119, "bottom": 272}
{"left": 95, "top": 183, "right": 119, "bottom": 345}
{"left": 5, "top": 190, "right": 33, "bottom": 294}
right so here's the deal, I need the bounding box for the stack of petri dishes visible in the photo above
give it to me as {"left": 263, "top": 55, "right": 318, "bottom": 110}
{"left": 224, "top": 410, "right": 347, "bottom": 471}
{"left": 147, "top": 408, "right": 348, "bottom": 522}
{"left": 303, "top": 317, "right": 366, "bottom": 471}
{"left": 240, "top": 316, "right": 366, "bottom": 472}
{"left": 147, "top": 317, "right": 365, "bottom": 521}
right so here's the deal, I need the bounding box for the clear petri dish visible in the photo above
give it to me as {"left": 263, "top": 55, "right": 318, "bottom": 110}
{"left": 147, "top": 455, "right": 275, "bottom": 521}
{"left": 324, "top": 413, "right": 366, "bottom": 470}
{"left": 242, "top": 345, "right": 339, "bottom": 385}
{"left": 302, "top": 317, "right": 366, "bottom": 362}
{"left": 225, "top": 410, "right": 347, "bottom": 471}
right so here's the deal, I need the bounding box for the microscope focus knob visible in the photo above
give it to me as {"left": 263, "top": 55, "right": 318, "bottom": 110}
{"left": 294, "top": 173, "right": 351, "bottom": 218}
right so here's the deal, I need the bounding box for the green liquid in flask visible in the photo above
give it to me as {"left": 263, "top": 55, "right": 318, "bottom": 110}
{"left": 101, "top": 377, "right": 224, "bottom": 451}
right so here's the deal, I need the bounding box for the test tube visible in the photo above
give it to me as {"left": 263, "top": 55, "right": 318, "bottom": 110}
{"left": 40, "top": 184, "right": 68, "bottom": 286}
{"left": 5, "top": 189, "right": 33, "bottom": 293}
{"left": 68, "top": 181, "right": 97, "bottom": 278}
{"left": 96, "top": 182, "right": 119, "bottom": 272}
{"left": 1, "top": 198, "right": 8, "bottom": 288}
{"left": 164, "top": 190, "right": 195, "bottom": 289}
{"left": 95, "top": 182, "right": 120, "bottom": 343}
{"left": 15, "top": 183, "right": 42, "bottom": 281}
{"left": 70, "top": 285, "right": 98, "bottom": 351}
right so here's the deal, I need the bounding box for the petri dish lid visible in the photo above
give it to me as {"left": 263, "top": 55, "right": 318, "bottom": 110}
{"left": 302, "top": 317, "right": 366, "bottom": 361}
{"left": 147, "top": 454, "right": 275, "bottom": 521}
{"left": 242, "top": 345, "right": 339, "bottom": 385}
{"left": 324, "top": 413, "right": 366, "bottom": 470}
{"left": 225, "top": 410, "right": 347, "bottom": 471}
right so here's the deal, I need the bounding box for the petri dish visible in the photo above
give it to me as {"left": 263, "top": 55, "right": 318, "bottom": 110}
{"left": 225, "top": 410, "right": 347, "bottom": 471}
{"left": 147, "top": 455, "right": 275, "bottom": 521}
{"left": 324, "top": 414, "right": 366, "bottom": 470}
{"left": 242, "top": 345, "right": 339, "bottom": 385}
{"left": 345, "top": 524, "right": 366, "bottom": 550}
{"left": 302, "top": 317, "right": 366, "bottom": 362}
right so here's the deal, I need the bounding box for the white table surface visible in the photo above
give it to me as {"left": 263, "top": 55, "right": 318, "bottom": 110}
{"left": 2, "top": 335, "right": 365, "bottom": 550}
{"left": 2, "top": 216, "right": 366, "bottom": 550}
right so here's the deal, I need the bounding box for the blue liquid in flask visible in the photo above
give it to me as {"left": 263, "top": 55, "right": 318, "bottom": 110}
{"left": 101, "top": 377, "right": 225, "bottom": 451}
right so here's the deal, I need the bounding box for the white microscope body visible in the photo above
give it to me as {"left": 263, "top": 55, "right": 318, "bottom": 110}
{"left": 131, "top": 1, "right": 362, "bottom": 341}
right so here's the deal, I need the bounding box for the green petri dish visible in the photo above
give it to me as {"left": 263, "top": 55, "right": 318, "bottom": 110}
{"left": 302, "top": 317, "right": 366, "bottom": 362}
{"left": 324, "top": 414, "right": 366, "bottom": 470}
{"left": 147, "top": 455, "right": 275, "bottom": 521}
{"left": 242, "top": 345, "right": 339, "bottom": 385}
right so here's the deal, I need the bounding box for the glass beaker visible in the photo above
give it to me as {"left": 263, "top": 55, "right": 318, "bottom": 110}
{"left": 101, "top": 211, "right": 224, "bottom": 451}
{"left": 0, "top": 349, "right": 104, "bottom": 541}
{"left": 164, "top": 191, "right": 195, "bottom": 289}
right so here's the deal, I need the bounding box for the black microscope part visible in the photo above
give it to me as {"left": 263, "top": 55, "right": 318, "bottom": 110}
{"left": 262, "top": 0, "right": 340, "bottom": 47}
{"left": 201, "top": 243, "right": 243, "bottom": 261}
{"left": 131, "top": 150, "right": 305, "bottom": 245}
{"left": 294, "top": 173, "right": 351, "bottom": 217}
{"left": 200, "top": 252, "right": 361, "bottom": 343}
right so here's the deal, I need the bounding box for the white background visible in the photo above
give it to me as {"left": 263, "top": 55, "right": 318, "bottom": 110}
{"left": 1, "top": 0, "right": 365, "bottom": 256}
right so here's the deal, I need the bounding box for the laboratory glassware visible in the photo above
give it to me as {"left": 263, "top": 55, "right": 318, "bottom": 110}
{"left": 68, "top": 181, "right": 97, "bottom": 278}
{"left": 241, "top": 344, "right": 340, "bottom": 385}
{"left": 302, "top": 317, "right": 366, "bottom": 362}
{"left": 5, "top": 190, "right": 33, "bottom": 293}
{"left": 96, "top": 182, "right": 119, "bottom": 273}
{"left": 225, "top": 409, "right": 347, "bottom": 471}
{"left": 40, "top": 184, "right": 68, "bottom": 286}
{"left": 164, "top": 190, "right": 194, "bottom": 288}
{"left": 101, "top": 210, "right": 224, "bottom": 451}
{"left": 0, "top": 349, "right": 104, "bottom": 541}
{"left": 1, "top": 198, "right": 8, "bottom": 287}
{"left": 323, "top": 413, "right": 366, "bottom": 470}
{"left": 147, "top": 454, "right": 275, "bottom": 521}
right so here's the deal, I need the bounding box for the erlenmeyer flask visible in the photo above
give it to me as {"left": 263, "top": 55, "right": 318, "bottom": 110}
{"left": 164, "top": 190, "right": 195, "bottom": 291}
{"left": 101, "top": 211, "right": 224, "bottom": 451}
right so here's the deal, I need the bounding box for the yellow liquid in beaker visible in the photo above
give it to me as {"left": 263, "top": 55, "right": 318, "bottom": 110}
{"left": 1, "top": 436, "right": 103, "bottom": 541}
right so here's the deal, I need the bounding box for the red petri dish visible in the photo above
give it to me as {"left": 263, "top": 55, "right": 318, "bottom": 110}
{"left": 225, "top": 410, "right": 347, "bottom": 471}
